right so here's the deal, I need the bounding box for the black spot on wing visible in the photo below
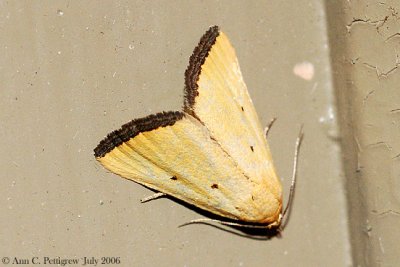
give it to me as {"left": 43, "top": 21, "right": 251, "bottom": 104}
{"left": 211, "top": 183, "right": 219, "bottom": 189}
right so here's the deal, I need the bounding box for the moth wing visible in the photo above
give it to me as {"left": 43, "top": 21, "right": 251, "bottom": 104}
{"left": 184, "top": 26, "right": 281, "bottom": 199}
{"left": 95, "top": 112, "right": 280, "bottom": 223}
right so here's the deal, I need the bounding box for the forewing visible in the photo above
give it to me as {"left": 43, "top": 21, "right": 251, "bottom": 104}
{"left": 95, "top": 112, "right": 280, "bottom": 223}
{"left": 184, "top": 26, "right": 281, "bottom": 199}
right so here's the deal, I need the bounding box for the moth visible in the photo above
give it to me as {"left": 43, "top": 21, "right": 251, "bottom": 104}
{"left": 94, "top": 26, "right": 301, "bottom": 230}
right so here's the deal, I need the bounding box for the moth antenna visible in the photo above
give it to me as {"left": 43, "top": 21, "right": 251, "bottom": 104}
{"left": 179, "top": 218, "right": 276, "bottom": 229}
{"left": 264, "top": 117, "right": 277, "bottom": 138}
{"left": 281, "top": 125, "right": 304, "bottom": 230}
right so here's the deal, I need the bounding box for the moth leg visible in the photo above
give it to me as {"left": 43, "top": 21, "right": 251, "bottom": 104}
{"left": 140, "top": 192, "right": 166, "bottom": 203}
{"left": 263, "top": 117, "right": 277, "bottom": 139}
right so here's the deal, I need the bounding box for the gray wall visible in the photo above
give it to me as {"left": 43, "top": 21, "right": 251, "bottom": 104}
{"left": 2, "top": 1, "right": 398, "bottom": 266}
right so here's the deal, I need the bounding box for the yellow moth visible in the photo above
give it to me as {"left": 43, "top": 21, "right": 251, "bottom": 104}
{"left": 94, "top": 26, "right": 300, "bottom": 230}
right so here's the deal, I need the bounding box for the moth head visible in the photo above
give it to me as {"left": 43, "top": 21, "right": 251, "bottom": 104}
{"left": 266, "top": 213, "right": 282, "bottom": 229}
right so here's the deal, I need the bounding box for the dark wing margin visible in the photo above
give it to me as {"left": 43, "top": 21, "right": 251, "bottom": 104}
{"left": 94, "top": 111, "right": 184, "bottom": 158}
{"left": 183, "top": 25, "right": 220, "bottom": 113}
{"left": 95, "top": 26, "right": 220, "bottom": 158}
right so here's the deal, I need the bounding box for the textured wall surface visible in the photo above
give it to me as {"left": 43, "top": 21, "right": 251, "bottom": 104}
{"left": 328, "top": 1, "right": 400, "bottom": 266}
